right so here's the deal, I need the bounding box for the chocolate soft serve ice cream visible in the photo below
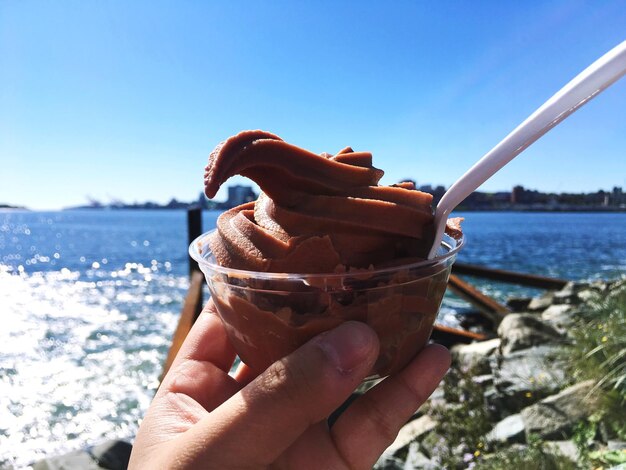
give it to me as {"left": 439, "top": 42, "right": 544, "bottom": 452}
{"left": 196, "top": 130, "right": 463, "bottom": 377}
{"left": 204, "top": 130, "right": 440, "bottom": 272}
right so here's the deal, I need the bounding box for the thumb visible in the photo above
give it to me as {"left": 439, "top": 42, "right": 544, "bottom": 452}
{"left": 183, "top": 321, "right": 379, "bottom": 467}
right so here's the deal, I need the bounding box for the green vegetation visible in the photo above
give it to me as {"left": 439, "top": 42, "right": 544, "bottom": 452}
{"left": 565, "top": 282, "right": 626, "bottom": 399}
{"left": 564, "top": 282, "right": 626, "bottom": 443}
{"left": 428, "top": 366, "right": 493, "bottom": 469}
{"left": 588, "top": 448, "right": 626, "bottom": 466}
{"left": 428, "top": 368, "right": 577, "bottom": 469}
{"left": 473, "top": 435, "right": 577, "bottom": 470}
{"left": 426, "top": 281, "right": 626, "bottom": 469}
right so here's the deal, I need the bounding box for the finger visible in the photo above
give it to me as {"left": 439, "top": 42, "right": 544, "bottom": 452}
{"left": 273, "top": 422, "right": 349, "bottom": 470}
{"left": 161, "top": 355, "right": 242, "bottom": 414}
{"left": 181, "top": 321, "right": 379, "bottom": 468}
{"left": 331, "top": 343, "right": 451, "bottom": 469}
{"left": 169, "top": 299, "right": 236, "bottom": 373}
{"left": 158, "top": 300, "right": 240, "bottom": 411}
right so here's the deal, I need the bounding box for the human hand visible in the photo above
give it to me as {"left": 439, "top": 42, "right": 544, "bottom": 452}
{"left": 129, "top": 301, "right": 451, "bottom": 470}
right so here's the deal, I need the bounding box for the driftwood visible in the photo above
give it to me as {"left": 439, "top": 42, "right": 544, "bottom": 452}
{"left": 160, "top": 270, "right": 204, "bottom": 381}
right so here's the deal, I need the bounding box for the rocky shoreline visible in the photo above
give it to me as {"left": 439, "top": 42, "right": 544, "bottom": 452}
{"left": 29, "top": 278, "right": 626, "bottom": 470}
{"left": 376, "top": 277, "right": 626, "bottom": 469}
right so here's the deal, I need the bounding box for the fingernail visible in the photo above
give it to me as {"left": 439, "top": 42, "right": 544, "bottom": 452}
{"left": 315, "top": 321, "right": 376, "bottom": 374}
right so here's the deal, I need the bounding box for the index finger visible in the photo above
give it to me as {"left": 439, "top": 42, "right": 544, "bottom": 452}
{"left": 169, "top": 300, "right": 237, "bottom": 374}
{"left": 331, "top": 343, "right": 451, "bottom": 469}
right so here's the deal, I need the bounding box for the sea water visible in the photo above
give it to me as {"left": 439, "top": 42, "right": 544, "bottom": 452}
{"left": 1, "top": 210, "right": 625, "bottom": 468}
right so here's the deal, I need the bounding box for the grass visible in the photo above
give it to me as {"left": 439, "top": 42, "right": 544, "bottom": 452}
{"left": 428, "top": 365, "right": 493, "bottom": 469}
{"left": 562, "top": 280, "right": 626, "bottom": 443}
{"left": 472, "top": 435, "right": 577, "bottom": 470}
{"left": 427, "top": 368, "right": 577, "bottom": 469}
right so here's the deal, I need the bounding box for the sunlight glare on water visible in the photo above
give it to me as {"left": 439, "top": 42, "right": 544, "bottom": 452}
{"left": 0, "top": 259, "right": 187, "bottom": 468}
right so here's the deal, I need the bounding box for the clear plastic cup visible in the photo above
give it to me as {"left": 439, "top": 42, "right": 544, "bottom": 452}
{"left": 189, "top": 230, "right": 463, "bottom": 378}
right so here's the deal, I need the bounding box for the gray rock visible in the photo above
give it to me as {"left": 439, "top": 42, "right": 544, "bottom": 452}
{"left": 472, "top": 374, "right": 493, "bottom": 386}
{"left": 451, "top": 338, "right": 500, "bottom": 375}
{"left": 89, "top": 440, "right": 132, "bottom": 470}
{"left": 419, "top": 431, "right": 446, "bottom": 460}
{"left": 606, "top": 464, "right": 626, "bottom": 470}
{"left": 376, "top": 439, "right": 439, "bottom": 470}
{"left": 483, "top": 385, "right": 502, "bottom": 417}
{"left": 544, "top": 440, "right": 579, "bottom": 461}
{"left": 32, "top": 440, "right": 131, "bottom": 470}
{"left": 403, "top": 442, "right": 438, "bottom": 469}
{"left": 489, "top": 345, "right": 565, "bottom": 416}
{"left": 374, "top": 454, "right": 405, "bottom": 470}
{"left": 384, "top": 415, "right": 438, "bottom": 457}
{"left": 485, "top": 413, "right": 525, "bottom": 444}
{"left": 552, "top": 281, "right": 600, "bottom": 306}
{"left": 527, "top": 292, "right": 554, "bottom": 312}
{"left": 521, "top": 380, "right": 596, "bottom": 440}
{"left": 497, "top": 313, "right": 563, "bottom": 354}
{"left": 32, "top": 451, "right": 102, "bottom": 470}
{"left": 506, "top": 297, "right": 532, "bottom": 312}
{"left": 553, "top": 290, "right": 583, "bottom": 306}
{"left": 608, "top": 440, "right": 626, "bottom": 450}
{"left": 427, "top": 383, "right": 446, "bottom": 409}
{"left": 560, "top": 281, "right": 590, "bottom": 296}
{"left": 592, "top": 280, "right": 610, "bottom": 291}
{"left": 541, "top": 304, "right": 575, "bottom": 333}
{"left": 607, "top": 278, "right": 626, "bottom": 292}
{"left": 577, "top": 289, "right": 601, "bottom": 303}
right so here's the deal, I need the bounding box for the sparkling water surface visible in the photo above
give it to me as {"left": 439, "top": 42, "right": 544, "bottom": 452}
{"left": 1, "top": 210, "right": 625, "bottom": 468}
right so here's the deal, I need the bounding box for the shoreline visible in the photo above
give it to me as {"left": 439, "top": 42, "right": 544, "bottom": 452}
{"left": 2, "top": 207, "right": 626, "bottom": 213}
{"left": 375, "top": 277, "right": 626, "bottom": 469}
{"left": 456, "top": 206, "right": 626, "bottom": 213}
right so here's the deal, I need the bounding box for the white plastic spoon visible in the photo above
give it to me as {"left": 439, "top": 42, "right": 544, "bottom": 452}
{"left": 428, "top": 40, "right": 626, "bottom": 259}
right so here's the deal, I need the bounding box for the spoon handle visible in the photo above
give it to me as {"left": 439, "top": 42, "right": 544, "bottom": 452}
{"left": 428, "top": 40, "right": 626, "bottom": 259}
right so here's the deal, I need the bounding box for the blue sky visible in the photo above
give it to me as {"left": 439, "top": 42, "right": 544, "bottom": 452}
{"left": 1, "top": 1, "right": 626, "bottom": 210}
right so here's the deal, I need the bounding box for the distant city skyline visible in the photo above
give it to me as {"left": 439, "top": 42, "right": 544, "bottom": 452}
{"left": 7, "top": 182, "right": 620, "bottom": 213}
{"left": 2, "top": 1, "right": 626, "bottom": 210}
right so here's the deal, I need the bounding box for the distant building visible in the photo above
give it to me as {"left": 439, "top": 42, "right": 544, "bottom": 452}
{"left": 432, "top": 185, "right": 446, "bottom": 205}
{"left": 493, "top": 192, "right": 511, "bottom": 203}
{"left": 195, "top": 192, "right": 220, "bottom": 210}
{"left": 412, "top": 184, "right": 445, "bottom": 206}
{"left": 226, "top": 185, "right": 257, "bottom": 208}
{"left": 165, "top": 198, "right": 189, "bottom": 209}
{"left": 612, "top": 186, "right": 624, "bottom": 206}
{"left": 511, "top": 185, "right": 525, "bottom": 204}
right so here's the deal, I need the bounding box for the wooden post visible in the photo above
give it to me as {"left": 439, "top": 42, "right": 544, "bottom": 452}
{"left": 187, "top": 207, "right": 204, "bottom": 321}
{"left": 187, "top": 207, "right": 203, "bottom": 276}
{"left": 160, "top": 271, "right": 205, "bottom": 382}
{"left": 160, "top": 209, "right": 205, "bottom": 386}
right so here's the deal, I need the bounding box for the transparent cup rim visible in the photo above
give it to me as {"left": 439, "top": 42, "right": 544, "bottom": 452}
{"left": 189, "top": 229, "right": 464, "bottom": 280}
